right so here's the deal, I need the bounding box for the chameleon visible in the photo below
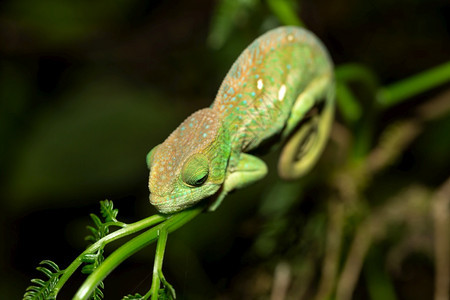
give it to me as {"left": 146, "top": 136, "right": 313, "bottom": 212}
{"left": 147, "top": 26, "right": 334, "bottom": 214}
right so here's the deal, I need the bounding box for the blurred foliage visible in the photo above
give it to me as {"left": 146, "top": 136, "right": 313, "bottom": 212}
{"left": 4, "top": 0, "right": 139, "bottom": 45}
{"left": 1, "top": 0, "right": 450, "bottom": 299}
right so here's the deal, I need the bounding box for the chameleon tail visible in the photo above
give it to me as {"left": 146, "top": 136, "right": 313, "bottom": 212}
{"left": 278, "top": 82, "right": 335, "bottom": 180}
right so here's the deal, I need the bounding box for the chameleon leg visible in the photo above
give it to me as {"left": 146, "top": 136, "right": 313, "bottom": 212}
{"left": 278, "top": 74, "right": 335, "bottom": 179}
{"left": 208, "top": 153, "right": 268, "bottom": 211}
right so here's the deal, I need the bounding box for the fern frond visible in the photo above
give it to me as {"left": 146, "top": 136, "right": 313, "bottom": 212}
{"left": 81, "top": 243, "right": 105, "bottom": 299}
{"left": 122, "top": 293, "right": 144, "bottom": 300}
{"left": 82, "top": 200, "right": 124, "bottom": 300}
{"left": 85, "top": 200, "right": 124, "bottom": 244}
{"left": 158, "top": 287, "right": 176, "bottom": 300}
{"left": 89, "top": 281, "right": 104, "bottom": 300}
{"left": 121, "top": 288, "right": 174, "bottom": 300}
{"left": 85, "top": 217, "right": 106, "bottom": 243}
{"left": 100, "top": 200, "right": 119, "bottom": 222}
{"left": 23, "top": 260, "right": 62, "bottom": 300}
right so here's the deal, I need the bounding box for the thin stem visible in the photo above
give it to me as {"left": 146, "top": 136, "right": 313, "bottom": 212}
{"left": 364, "top": 249, "right": 397, "bottom": 300}
{"left": 149, "top": 229, "right": 163, "bottom": 299}
{"left": 73, "top": 205, "right": 203, "bottom": 300}
{"left": 433, "top": 177, "right": 450, "bottom": 300}
{"left": 50, "top": 214, "right": 166, "bottom": 297}
{"left": 335, "top": 63, "right": 379, "bottom": 92}
{"left": 351, "top": 116, "right": 374, "bottom": 161}
{"left": 270, "top": 262, "right": 291, "bottom": 300}
{"left": 335, "top": 63, "right": 380, "bottom": 160}
{"left": 367, "top": 120, "right": 421, "bottom": 174}
{"left": 377, "top": 61, "right": 450, "bottom": 107}
{"left": 336, "top": 221, "right": 373, "bottom": 300}
{"left": 315, "top": 200, "right": 344, "bottom": 300}
{"left": 336, "top": 82, "right": 362, "bottom": 123}
{"left": 150, "top": 226, "right": 173, "bottom": 299}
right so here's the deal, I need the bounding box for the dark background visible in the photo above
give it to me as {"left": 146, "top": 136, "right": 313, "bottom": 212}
{"left": 1, "top": 0, "right": 449, "bottom": 299}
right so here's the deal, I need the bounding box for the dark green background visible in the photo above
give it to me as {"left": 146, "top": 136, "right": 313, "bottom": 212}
{"left": 1, "top": 0, "right": 449, "bottom": 299}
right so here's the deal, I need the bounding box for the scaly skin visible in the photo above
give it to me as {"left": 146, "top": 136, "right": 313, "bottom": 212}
{"left": 147, "top": 26, "right": 334, "bottom": 214}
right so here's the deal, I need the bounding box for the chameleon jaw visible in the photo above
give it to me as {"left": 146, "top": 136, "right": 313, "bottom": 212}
{"left": 149, "top": 183, "right": 221, "bottom": 214}
{"left": 150, "top": 193, "right": 186, "bottom": 214}
{"left": 150, "top": 193, "right": 208, "bottom": 214}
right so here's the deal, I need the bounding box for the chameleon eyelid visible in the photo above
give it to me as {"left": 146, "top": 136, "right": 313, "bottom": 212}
{"left": 181, "top": 153, "right": 210, "bottom": 187}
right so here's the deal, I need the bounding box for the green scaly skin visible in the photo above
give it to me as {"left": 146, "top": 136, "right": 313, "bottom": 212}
{"left": 147, "top": 26, "right": 335, "bottom": 214}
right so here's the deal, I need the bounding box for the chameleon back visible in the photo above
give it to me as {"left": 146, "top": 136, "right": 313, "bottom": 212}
{"left": 211, "top": 26, "right": 333, "bottom": 153}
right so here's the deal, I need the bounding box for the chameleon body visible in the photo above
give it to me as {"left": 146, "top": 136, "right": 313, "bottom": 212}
{"left": 147, "top": 26, "right": 334, "bottom": 214}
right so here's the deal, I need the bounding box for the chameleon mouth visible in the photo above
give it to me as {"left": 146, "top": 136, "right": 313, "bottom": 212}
{"left": 149, "top": 193, "right": 186, "bottom": 214}
{"left": 149, "top": 184, "right": 221, "bottom": 214}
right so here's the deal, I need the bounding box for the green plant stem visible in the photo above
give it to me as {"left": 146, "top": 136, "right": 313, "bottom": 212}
{"left": 334, "top": 63, "right": 379, "bottom": 127}
{"left": 336, "top": 82, "right": 362, "bottom": 123}
{"left": 364, "top": 249, "right": 397, "bottom": 300}
{"left": 150, "top": 226, "right": 172, "bottom": 299}
{"left": 377, "top": 61, "right": 450, "bottom": 107}
{"left": 73, "top": 205, "right": 204, "bottom": 300}
{"left": 50, "top": 214, "right": 166, "bottom": 298}
{"left": 351, "top": 114, "right": 376, "bottom": 161}
{"left": 267, "top": 0, "right": 304, "bottom": 27}
{"left": 335, "top": 64, "right": 380, "bottom": 159}
{"left": 335, "top": 63, "right": 379, "bottom": 92}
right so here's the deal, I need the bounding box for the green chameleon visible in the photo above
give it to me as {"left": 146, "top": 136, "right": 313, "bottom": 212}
{"left": 147, "top": 26, "right": 334, "bottom": 214}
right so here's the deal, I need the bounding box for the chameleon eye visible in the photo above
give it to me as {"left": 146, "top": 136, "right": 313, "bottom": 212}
{"left": 146, "top": 144, "right": 160, "bottom": 169}
{"left": 181, "top": 153, "right": 209, "bottom": 187}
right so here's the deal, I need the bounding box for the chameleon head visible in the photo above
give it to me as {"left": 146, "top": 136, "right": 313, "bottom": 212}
{"left": 147, "top": 108, "right": 231, "bottom": 214}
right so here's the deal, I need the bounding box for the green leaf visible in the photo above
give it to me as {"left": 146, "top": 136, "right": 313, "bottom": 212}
{"left": 82, "top": 201, "right": 123, "bottom": 300}
{"left": 122, "top": 293, "right": 144, "bottom": 300}
{"left": 207, "top": 0, "right": 259, "bottom": 49}
{"left": 266, "top": 0, "right": 304, "bottom": 26}
{"left": 100, "top": 200, "right": 119, "bottom": 222}
{"left": 23, "top": 260, "right": 62, "bottom": 300}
